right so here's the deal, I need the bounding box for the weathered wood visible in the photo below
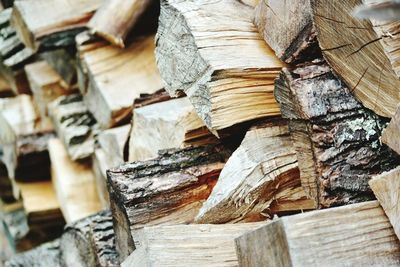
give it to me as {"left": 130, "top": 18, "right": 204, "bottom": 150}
{"left": 0, "top": 95, "right": 54, "bottom": 185}
{"left": 382, "top": 104, "right": 400, "bottom": 155}
{"left": 129, "top": 97, "right": 217, "bottom": 162}
{"left": 48, "top": 138, "right": 101, "bottom": 223}
{"left": 122, "top": 223, "right": 266, "bottom": 267}
{"left": 82, "top": 34, "right": 163, "bottom": 128}
{"left": 61, "top": 210, "right": 118, "bottom": 267}
{"left": 196, "top": 119, "right": 314, "bottom": 224}
{"left": 5, "top": 239, "right": 61, "bottom": 267}
{"left": 235, "top": 201, "right": 400, "bottom": 267}
{"left": 108, "top": 144, "right": 230, "bottom": 260}
{"left": 275, "top": 62, "right": 400, "bottom": 207}
{"left": 132, "top": 89, "right": 171, "bottom": 109}
{"left": 48, "top": 94, "right": 98, "bottom": 160}
{"left": 88, "top": 0, "right": 153, "bottom": 47}
{"left": 255, "top": 0, "right": 400, "bottom": 118}
{"left": 370, "top": 167, "right": 400, "bottom": 241}
{"left": 25, "top": 60, "right": 75, "bottom": 118}
{"left": 156, "top": 0, "right": 283, "bottom": 132}
{"left": 11, "top": 0, "right": 103, "bottom": 51}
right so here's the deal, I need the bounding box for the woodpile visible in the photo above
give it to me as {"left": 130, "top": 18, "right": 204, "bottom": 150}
{"left": 2, "top": 0, "right": 400, "bottom": 266}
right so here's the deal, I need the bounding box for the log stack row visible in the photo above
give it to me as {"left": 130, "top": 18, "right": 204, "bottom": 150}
{"left": 2, "top": 0, "right": 400, "bottom": 266}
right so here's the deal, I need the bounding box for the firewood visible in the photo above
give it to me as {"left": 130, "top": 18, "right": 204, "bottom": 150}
{"left": 369, "top": 167, "right": 400, "bottom": 241}
{"left": 240, "top": 0, "right": 260, "bottom": 7}
{"left": 255, "top": 0, "right": 400, "bottom": 118}
{"left": 11, "top": 0, "right": 103, "bottom": 51}
{"left": 93, "top": 124, "right": 130, "bottom": 208}
{"left": 88, "top": 0, "right": 153, "bottom": 47}
{"left": 107, "top": 145, "right": 231, "bottom": 260}
{"left": 48, "top": 138, "right": 101, "bottom": 223}
{"left": 132, "top": 89, "right": 171, "bottom": 109}
{"left": 122, "top": 223, "right": 266, "bottom": 267}
{"left": 235, "top": 201, "right": 400, "bottom": 267}
{"left": 195, "top": 119, "right": 314, "bottom": 224}
{"left": 25, "top": 60, "right": 75, "bottom": 118}
{"left": 48, "top": 94, "right": 98, "bottom": 161}
{"left": 82, "top": 34, "right": 163, "bottom": 128}
{"left": 129, "top": 97, "right": 217, "bottom": 162}
{"left": 5, "top": 239, "right": 61, "bottom": 267}
{"left": 0, "top": 95, "right": 54, "bottom": 186}
{"left": 0, "top": 73, "right": 12, "bottom": 97}
{"left": 156, "top": 0, "right": 283, "bottom": 132}
{"left": 275, "top": 62, "right": 400, "bottom": 208}
{"left": 0, "top": 157, "right": 14, "bottom": 203}
{"left": 382, "top": 105, "right": 400, "bottom": 155}
{"left": 60, "top": 210, "right": 119, "bottom": 267}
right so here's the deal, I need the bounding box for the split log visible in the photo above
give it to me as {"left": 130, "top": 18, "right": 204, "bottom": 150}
{"left": 254, "top": 0, "right": 400, "bottom": 118}
{"left": 25, "top": 60, "right": 75, "bottom": 118}
{"left": 369, "top": 167, "right": 400, "bottom": 241}
{"left": 88, "top": 0, "right": 153, "bottom": 47}
{"left": 275, "top": 62, "right": 400, "bottom": 207}
{"left": 48, "top": 138, "right": 101, "bottom": 223}
{"left": 195, "top": 119, "right": 314, "bottom": 224}
{"left": 156, "top": 0, "right": 283, "bottom": 132}
{"left": 17, "top": 180, "right": 64, "bottom": 228}
{"left": 60, "top": 210, "right": 119, "bottom": 267}
{"left": 11, "top": 0, "right": 103, "bottom": 51}
{"left": 0, "top": 95, "right": 54, "bottom": 186}
{"left": 93, "top": 124, "right": 130, "bottom": 208}
{"left": 122, "top": 223, "right": 265, "bottom": 267}
{"left": 82, "top": 34, "right": 163, "bottom": 128}
{"left": 48, "top": 94, "right": 98, "bottom": 160}
{"left": 132, "top": 89, "right": 171, "bottom": 109}
{"left": 382, "top": 105, "right": 400, "bottom": 155}
{"left": 5, "top": 239, "right": 61, "bottom": 267}
{"left": 129, "top": 97, "right": 217, "bottom": 162}
{"left": 107, "top": 145, "right": 230, "bottom": 260}
{"left": 235, "top": 201, "right": 400, "bottom": 267}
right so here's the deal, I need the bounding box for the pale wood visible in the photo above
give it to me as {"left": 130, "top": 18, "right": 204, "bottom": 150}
{"left": 235, "top": 201, "right": 400, "bottom": 267}
{"left": 48, "top": 94, "right": 98, "bottom": 161}
{"left": 156, "top": 0, "right": 284, "bottom": 132}
{"left": 82, "top": 34, "right": 164, "bottom": 128}
{"left": 88, "top": 0, "right": 152, "bottom": 47}
{"left": 25, "top": 60, "right": 75, "bottom": 118}
{"left": 240, "top": 0, "right": 260, "bottom": 7}
{"left": 48, "top": 138, "right": 101, "bottom": 223}
{"left": 11, "top": 0, "right": 103, "bottom": 50}
{"left": 129, "top": 97, "right": 217, "bottom": 162}
{"left": 275, "top": 62, "right": 400, "bottom": 208}
{"left": 370, "top": 167, "right": 400, "bottom": 242}
{"left": 382, "top": 104, "right": 400, "bottom": 155}
{"left": 196, "top": 119, "right": 314, "bottom": 224}
{"left": 108, "top": 145, "right": 230, "bottom": 260}
{"left": 92, "top": 148, "right": 110, "bottom": 209}
{"left": 39, "top": 48, "right": 77, "bottom": 86}
{"left": 122, "top": 223, "right": 266, "bottom": 267}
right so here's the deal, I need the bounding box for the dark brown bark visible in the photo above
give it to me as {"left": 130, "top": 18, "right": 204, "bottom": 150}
{"left": 275, "top": 61, "right": 400, "bottom": 208}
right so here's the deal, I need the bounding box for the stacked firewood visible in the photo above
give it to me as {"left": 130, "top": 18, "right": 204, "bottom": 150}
{"left": 1, "top": 0, "right": 400, "bottom": 266}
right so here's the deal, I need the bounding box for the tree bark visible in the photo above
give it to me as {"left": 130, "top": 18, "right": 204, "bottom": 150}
{"left": 107, "top": 144, "right": 231, "bottom": 260}
{"left": 275, "top": 62, "right": 400, "bottom": 207}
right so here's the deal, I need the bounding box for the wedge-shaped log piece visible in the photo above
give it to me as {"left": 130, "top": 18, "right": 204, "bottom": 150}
{"left": 129, "top": 97, "right": 217, "bottom": 161}
{"left": 25, "top": 60, "right": 75, "bottom": 118}
{"left": 108, "top": 145, "right": 230, "bottom": 260}
{"left": 370, "top": 167, "right": 400, "bottom": 241}
{"left": 196, "top": 119, "right": 314, "bottom": 224}
{"left": 122, "top": 223, "right": 265, "bottom": 267}
{"left": 11, "top": 0, "right": 103, "bottom": 50}
{"left": 275, "top": 62, "right": 400, "bottom": 208}
{"left": 88, "top": 0, "right": 153, "bottom": 47}
{"left": 48, "top": 138, "right": 101, "bottom": 223}
{"left": 156, "top": 0, "right": 283, "bottom": 132}
{"left": 255, "top": 0, "right": 400, "bottom": 118}
{"left": 5, "top": 239, "right": 61, "bottom": 267}
{"left": 382, "top": 104, "right": 400, "bottom": 155}
{"left": 61, "top": 210, "right": 119, "bottom": 267}
{"left": 0, "top": 95, "right": 54, "bottom": 185}
{"left": 48, "top": 94, "right": 98, "bottom": 160}
{"left": 83, "top": 35, "right": 163, "bottom": 128}
{"left": 236, "top": 201, "right": 400, "bottom": 267}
